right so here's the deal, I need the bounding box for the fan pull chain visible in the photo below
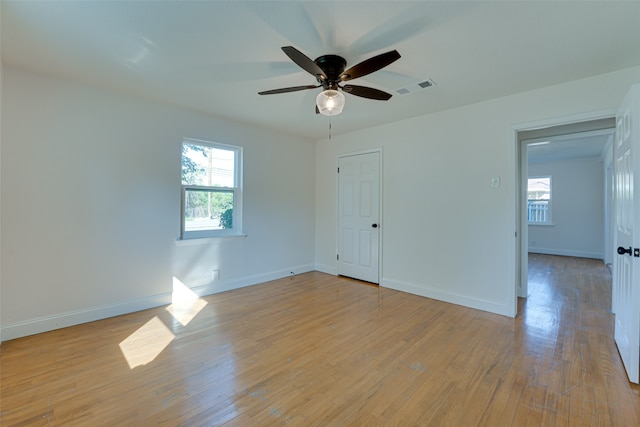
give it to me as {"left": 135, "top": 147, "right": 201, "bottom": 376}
{"left": 329, "top": 116, "right": 332, "bottom": 140}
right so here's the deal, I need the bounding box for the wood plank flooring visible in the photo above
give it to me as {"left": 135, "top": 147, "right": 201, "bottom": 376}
{"left": 1, "top": 254, "right": 639, "bottom": 425}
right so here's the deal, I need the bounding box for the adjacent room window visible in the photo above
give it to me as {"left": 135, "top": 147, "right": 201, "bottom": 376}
{"left": 181, "top": 139, "right": 242, "bottom": 239}
{"left": 527, "top": 176, "right": 551, "bottom": 224}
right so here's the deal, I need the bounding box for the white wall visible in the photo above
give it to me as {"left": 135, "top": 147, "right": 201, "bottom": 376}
{"left": 1, "top": 66, "right": 316, "bottom": 340}
{"left": 315, "top": 66, "right": 640, "bottom": 317}
{"left": 528, "top": 157, "right": 604, "bottom": 259}
{"left": 3, "top": 65, "right": 638, "bottom": 340}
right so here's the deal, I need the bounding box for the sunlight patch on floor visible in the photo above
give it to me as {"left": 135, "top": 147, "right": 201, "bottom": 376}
{"left": 119, "top": 278, "right": 208, "bottom": 369}
{"left": 119, "top": 316, "right": 175, "bottom": 369}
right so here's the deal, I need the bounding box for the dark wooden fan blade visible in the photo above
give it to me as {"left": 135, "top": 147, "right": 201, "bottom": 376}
{"left": 281, "top": 46, "right": 327, "bottom": 79}
{"left": 340, "top": 50, "right": 401, "bottom": 81}
{"left": 342, "top": 85, "right": 393, "bottom": 100}
{"left": 259, "top": 85, "right": 319, "bottom": 95}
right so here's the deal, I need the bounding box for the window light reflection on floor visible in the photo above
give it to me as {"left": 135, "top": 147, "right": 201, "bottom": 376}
{"left": 119, "top": 277, "right": 207, "bottom": 369}
{"left": 166, "top": 277, "right": 208, "bottom": 327}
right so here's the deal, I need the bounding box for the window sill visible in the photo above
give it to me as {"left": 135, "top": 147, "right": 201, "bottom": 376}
{"left": 175, "top": 234, "right": 248, "bottom": 246}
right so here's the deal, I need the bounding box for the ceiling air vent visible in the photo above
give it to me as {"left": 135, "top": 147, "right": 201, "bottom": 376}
{"left": 396, "top": 78, "right": 436, "bottom": 95}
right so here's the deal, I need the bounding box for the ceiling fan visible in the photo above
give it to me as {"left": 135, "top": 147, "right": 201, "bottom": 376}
{"left": 259, "top": 46, "right": 401, "bottom": 116}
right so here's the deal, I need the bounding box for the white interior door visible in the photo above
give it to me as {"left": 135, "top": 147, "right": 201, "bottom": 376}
{"left": 613, "top": 84, "right": 640, "bottom": 384}
{"left": 338, "top": 152, "right": 380, "bottom": 284}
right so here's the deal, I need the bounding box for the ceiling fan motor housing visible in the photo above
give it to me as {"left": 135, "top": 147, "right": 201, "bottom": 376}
{"left": 314, "top": 55, "right": 347, "bottom": 89}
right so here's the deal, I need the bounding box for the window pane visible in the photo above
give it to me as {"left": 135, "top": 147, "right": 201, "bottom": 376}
{"left": 528, "top": 177, "right": 550, "bottom": 200}
{"left": 184, "top": 189, "right": 234, "bottom": 231}
{"left": 182, "top": 143, "right": 235, "bottom": 187}
{"left": 528, "top": 200, "right": 549, "bottom": 223}
{"left": 528, "top": 176, "right": 551, "bottom": 223}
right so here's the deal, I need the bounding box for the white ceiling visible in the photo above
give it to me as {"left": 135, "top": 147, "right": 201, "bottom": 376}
{"left": 2, "top": 1, "right": 640, "bottom": 140}
{"left": 527, "top": 130, "right": 614, "bottom": 164}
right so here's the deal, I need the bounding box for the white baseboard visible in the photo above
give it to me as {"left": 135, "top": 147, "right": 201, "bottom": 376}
{"left": 188, "top": 264, "right": 315, "bottom": 297}
{"left": 1, "top": 264, "right": 315, "bottom": 341}
{"left": 381, "top": 277, "right": 515, "bottom": 318}
{"left": 529, "top": 247, "right": 603, "bottom": 260}
{"left": 2, "top": 293, "right": 174, "bottom": 342}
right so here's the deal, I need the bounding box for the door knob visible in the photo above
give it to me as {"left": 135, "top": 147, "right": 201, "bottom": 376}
{"left": 617, "top": 246, "right": 632, "bottom": 256}
{"left": 372, "top": 224, "right": 378, "bottom": 228}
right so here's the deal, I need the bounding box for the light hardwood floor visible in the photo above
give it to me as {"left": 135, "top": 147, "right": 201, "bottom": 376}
{"left": 2, "top": 255, "right": 639, "bottom": 426}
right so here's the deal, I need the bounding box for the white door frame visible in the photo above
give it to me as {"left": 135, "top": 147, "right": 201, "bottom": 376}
{"left": 517, "top": 137, "right": 529, "bottom": 299}
{"left": 513, "top": 110, "right": 616, "bottom": 312}
{"left": 604, "top": 136, "right": 615, "bottom": 267}
{"left": 336, "top": 148, "right": 383, "bottom": 283}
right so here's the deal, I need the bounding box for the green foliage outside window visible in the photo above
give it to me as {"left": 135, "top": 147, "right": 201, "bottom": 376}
{"left": 220, "top": 208, "right": 233, "bottom": 229}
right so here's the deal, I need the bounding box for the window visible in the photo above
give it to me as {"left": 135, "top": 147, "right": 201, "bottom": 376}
{"left": 527, "top": 176, "right": 551, "bottom": 224}
{"left": 181, "top": 139, "right": 242, "bottom": 239}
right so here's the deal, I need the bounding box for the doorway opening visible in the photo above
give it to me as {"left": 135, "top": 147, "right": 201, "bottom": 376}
{"left": 516, "top": 118, "right": 615, "bottom": 304}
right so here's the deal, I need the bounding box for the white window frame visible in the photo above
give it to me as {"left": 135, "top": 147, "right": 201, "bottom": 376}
{"left": 527, "top": 175, "right": 552, "bottom": 225}
{"left": 180, "top": 138, "right": 243, "bottom": 239}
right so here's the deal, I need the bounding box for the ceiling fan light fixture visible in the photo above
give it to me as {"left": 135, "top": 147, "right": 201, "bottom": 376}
{"left": 316, "top": 89, "right": 345, "bottom": 116}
